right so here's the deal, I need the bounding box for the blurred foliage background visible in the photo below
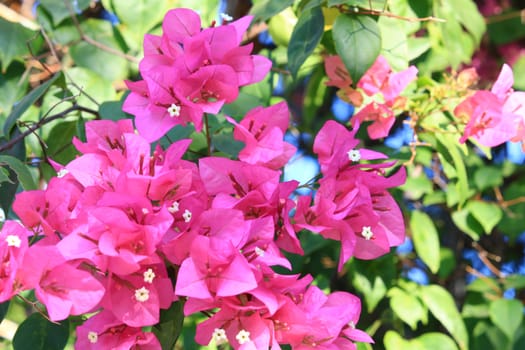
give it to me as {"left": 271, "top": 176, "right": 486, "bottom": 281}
{"left": 1, "top": 0, "right": 525, "bottom": 349}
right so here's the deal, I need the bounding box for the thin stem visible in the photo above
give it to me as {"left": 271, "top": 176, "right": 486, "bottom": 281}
{"left": 203, "top": 113, "right": 212, "bottom": 156}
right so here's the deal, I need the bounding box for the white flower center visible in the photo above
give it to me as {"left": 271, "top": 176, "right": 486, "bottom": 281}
{"left": 255, "top": 247, "right": 265, "bottom": 257}
{"left": 143, "top": 268, "right": 156, "bottom": 283}
{"left": 167, "top": 103, "right": 181, "bottom": 117}
{"left": 183, "top": 209, "right": 192, "bottom": 223}
{"left": 6, "top": 235, "right": 21, "bottom": 248}
{"left": 135, "top": 287, "right": 150, "bottom": 302}
{"left": 212, "top": 328, "right": 228, "bottom": 345}
{"left": 57, "top": 169, "right": 69, "bottom": 178}
{"left": 220, "top": 13, "right": 233, "bottom": 21}
{"left": 168, "top": 201, "right": 180, "bottom": 213}
{"left": 141, "top": 208, "right": 149, "bottom": 215}
{"left": 347, "top": 149, "right": 361, "bottom": 162}
{"left": 361, "top": 226, "right": 373, "bottom": 240}
{"left": 88, "top": 331, "right": 98, "bottom": 343}
{"left": 235, "top": 329, "right": 251, "bottom": 345}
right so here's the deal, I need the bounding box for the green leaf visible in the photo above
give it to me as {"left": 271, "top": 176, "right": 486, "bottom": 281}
{"left": 153, "top": 301, "right": 185, "bottom": 350}
{"left": 69, "top": 19, "right": 129, "bottom": 82}
{"left": 99, "top": 99, "right": 130, "bottom": 121}
{"left": 3, "top": 72, "right": 63, "bottom": 138}
{"left": 416, "top": 333, "right": 459, "bottom": 350}
{"left": 384, "top": 330, "right": 413, "bottom": 350}
{"left": 503, "top": 275, "right": 525, "bottom": 290}
{"left": 489, "top": 298, "right": 524, "bottom": 341}
{"left": 467, "top": 201, "right": 502, "bottom": 234}
{"left": 212, "top": 132, "right": 244, "bottom": 158}
{"left": 66, "top": 67, "right": 117, "bottom": 111}
{"left": 39, "top": 0, "right": 91, "bottom": 25}
{"left": 287, "top": 7, "right": 324, "bottom": 78}
{"left": 13, "top": 313, "right": 69, "bottom": 350}
{"left": 378, "top": 16, "right": 409, "bottom": 70}
{"left": 436, "top": 133, "right": 469, "bottom": 206}
{"left": 0, "top": 18, "right": 41, "bottom": 71}
{"left": 388, "top": 287, "right": 426, "bottom": 330}
{"left": 250, "top": 0, "right": 295, "bottom": 21}
{"left": 438, "top": 247, "right": 456, "bottom": 279}
{"left": 333, "top": 14, "right": 381, "bottom": 83}
{"left": 0, "top": 166, "right": 13, "bottom": 184}
{"left": 451, "top": 208, "right": 482, "bottom": 240}
{"left": 0, "top": 300, "right": 9, "bottom": 323}
{"left": 420, "top": 284, "right": 469, "bottom": 350}
{"left": 410, "top": 210, "right": 440, "bottom": 273}
{"left": 473, "top": 166, "right": 503, "bottom": 191}
{"left": 0, "top": 61, "right": 29, "bottom": 121}
{"left": 0, "top": 155, "right": 37, "bottom": 191}
{"left": 328, "top": 0, "right": 387, "bottom": 11}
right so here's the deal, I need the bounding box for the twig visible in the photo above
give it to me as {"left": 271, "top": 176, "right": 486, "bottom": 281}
{"left": 0, "top": 105, "right": 98, "bottom": 153}
{"left": 338, "top": 5, "right": 446, "bottom": 23}
{"left": 472, "top": 242, "right": 503, "bottom": 278}
{"left": 64, "top": 1, "right": 139, "bottom": 64}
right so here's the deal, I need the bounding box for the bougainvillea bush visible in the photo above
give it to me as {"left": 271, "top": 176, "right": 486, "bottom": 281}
{"left": 1, "top": 0, "right": 525, "bottom": 349}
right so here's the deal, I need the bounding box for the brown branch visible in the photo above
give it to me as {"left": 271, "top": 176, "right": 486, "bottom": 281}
{"left": 0, "top": 105, "right": 98, "bottom": 153}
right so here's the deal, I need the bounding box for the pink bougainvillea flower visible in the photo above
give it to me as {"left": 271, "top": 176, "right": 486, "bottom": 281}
{"left": 455, "top": 64, "right": 524, "bottom": 147}
{"left": 76, "top": 310, "right": 161, "bottom": 349}
{"left": 227, "top": 101, "right": 297, "bottom": 169}
{"left": 0, "top": 220, "right": 30, "bottom": 301}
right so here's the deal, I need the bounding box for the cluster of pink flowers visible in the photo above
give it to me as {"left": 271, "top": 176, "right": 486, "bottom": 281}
{"left": 122, "top": 8, "right": 271, "bottom": 142}
{"left": 324, "top": 55, "right": 418, "bottom": 139}
{"left": 0, "top": 8, "right": 408, "bottom": 350}
{"left": 455, "top": 64, "right": 525, "bottom": 150}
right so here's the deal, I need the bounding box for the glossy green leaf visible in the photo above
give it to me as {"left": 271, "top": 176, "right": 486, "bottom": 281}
{"left": 250, "top": 0, "right": 295, "bottom": 21}
{"left": 467, "top": 201, "right": 502, "bottom": 234}
{"left": 420, "top": 284, "right": 469, "bottom": 350}
{"left": 288, "top": 7, "right": 324, "bottom": 78}
{"left": 13, "top": 313, "right": 69, "bottom": 350}
{"left": 39, "top": 0, "right": 91, "bottom": 25}
{"left": 0, "top": 155, "right": 37, "bottom": 191}
{"left": 0, "top": 18, "right": 41, "bottom": 71}
{"left": 388, "top": 287, "right": 426, "bottom": 330}
{"left": 153, "top": 300, "right": 185, "bottom": 350}
{"left": 489, "top": 298, "right": 524, "bottom": 341}
{"left": 410, "top": 210, "right": 440, "bottom": 273}
{"left": 3, "top": 72, "right": 63, "bottom": 138}
{"left": 333, "top": 14, "right": 381, "bottom": 83}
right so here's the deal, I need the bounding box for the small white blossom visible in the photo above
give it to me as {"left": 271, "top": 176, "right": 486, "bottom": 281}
{"left": 141, "top": 208, "right": 149, "bottom": 215}
{"left": 57, "top": 168, "right": 69, "bottom": 178}
{"left": 0, "top": 207, "right": 5, "bottom": 222}
{"left": 183, "top": 209, "right": 192, "bottom": 223}
{"left": 347, "top": 149, "right": 361, "bottom": 162}
{"left": 88, "top": 331, "right": 98, "bottom": 344}
{"left": 235, "top": 329, "right": 251, "bottom": 345}
{"left": 6, "top": 235, "right": 21, "bottom": 248}
{"left": 167, "top": 103, "right": 181, "bottom": 117}
{"left": 143, "top": 268, "right": 156, "bottom": 283}
{"left": 255, "top": 247, "right": 265, "bottom": 257}
{"left": 212, "top": 328, "right": 228, "bottom": 345}
{"left": 220, "top": 13, "right": 233, "bottom": 21}
{"left": 168, "top": 201, "right": 180, "bottom": 213}
{"left": 361, "top": 226, "right": 373, "bottom": 240}
{"left": 135, "top": 287, "right": 150, "bottom": 302}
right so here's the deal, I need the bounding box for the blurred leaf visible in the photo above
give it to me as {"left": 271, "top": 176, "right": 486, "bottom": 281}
{"left": 401, "top": 173, "right": 433, "bottom": 200}
{"left": 467, "top": 201, "right": 502, "bottom": 234}
{"left": 384, "top": 330, "right": 413, "bottom": 350}
{"left": 410, "top": 210, "right": 440, "bottom": 273}
{"left": 99, "top": 99, "right": 130, "bottom": 121}
{"left": 438, "top": 247, "right": 456, "bottom": 279}
{"left": 328, "top": 0, "right": 387, "bottom": 11}
{"left": 250, "top": 0, "right": 295, "bottom": 21}
{"left": 69, "top": 19, "right": 129, "bottom": 82}
{"left": 497, "top": 177, "right": 525, "bottom": 240}
{"left": 0, "top": 300, "right": 9, "bottom": 323}
{"left": 39, "top": 0, "right": 91, "bottom": 25}
{"left": 472, "top": 321, "right": 510, "bottom": 350}
{"left": 3, "top": 73, "right": 63, "bottom": 139}
{"left": 388, "top": 287, "right": 426, "bottom": 330}
{"left": 503, "top": 275, "right": 525, "bottom": 290}
{"left": 421, "top": 284, "right": 469, "bottom": 350}
{"left": 378, "top": 16, "right": 409, "bottom": 70}
{"left": 153, "top": 300, "right": 185, "bottom": 350}
{"left": 66, "top": 67, "right": 116, "bottom": 111}
{"left": 473, "top": 166, "right": 503, "bottom": 191}
{"left": 0, "top": 155, "right": 37, "bottom": 191}
{"left": 288, "top": 7, "right": 324, "bottom": 78}
{"left": 436, "top": 133, "right": 469, "bottom": 207}
{"left": 212, "top": 132, "right": 244, "bottom": 158}
{"left": 416, "top": 333, "right": 459, "bottom": 350}
{"left": 0, "top": 18, "right": 40, "bottom": 71}
{"left": 512, "top": 56, "right": 525, "bottom": 90}
{"left": 333, "top": 14, "right": 381, "bottom": 83}
{"left": 489, "top": 298, "right": 524, "bottom": 341}
{"left": 487, "top": 11, "right": 525, "bottom": 45}
{"left": 0, "top": 61, "right": 29, "bottom": 121}
{"left": 13, "top": 313, "right": 69, "bottom": 350}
